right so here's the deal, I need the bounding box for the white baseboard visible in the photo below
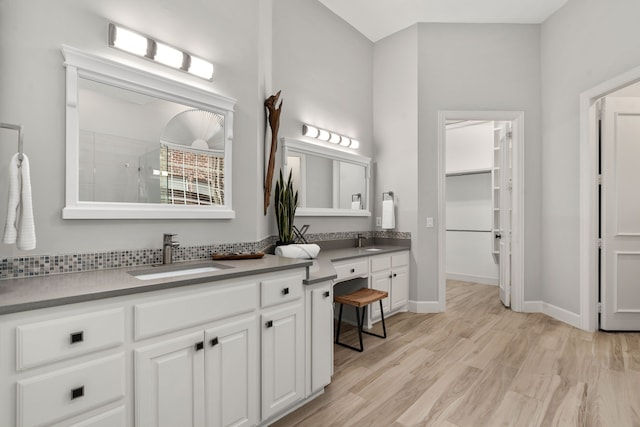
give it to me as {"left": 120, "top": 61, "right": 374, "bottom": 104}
{"left": 446, "top": 273, "right": 498, "bottom": 286}
{"left": 522, "top": 300, "right": 581, "bottom": 329}
{"left": 408, "top": 300, "right": 442, "bottom": 313}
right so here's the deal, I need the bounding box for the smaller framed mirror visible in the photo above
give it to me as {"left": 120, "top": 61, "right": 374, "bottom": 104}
{"left": 282, "top": 138, "right": 371, "bottom": 217}
{"left": 62, "top": 45, "right": 236, "bottom": 219}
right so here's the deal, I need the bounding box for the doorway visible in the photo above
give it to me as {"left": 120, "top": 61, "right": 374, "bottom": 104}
{"left": 592, "top": 83, "right": 640, "bottom": 331}
{"left": 437, "top": 111, "right": 524, "bottom": 312}
{"left": 579, "top": 65, "right": 640, "bottom": 331}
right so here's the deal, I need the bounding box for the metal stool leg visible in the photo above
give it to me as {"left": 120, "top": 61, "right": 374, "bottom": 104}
{"left": 335, "top": 304, "right": 364, "bottom": 352}
{"left": 361, "top": 300, "right": 387, "bottom": 339}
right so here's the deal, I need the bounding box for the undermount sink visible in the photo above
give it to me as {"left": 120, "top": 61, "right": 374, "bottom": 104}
{"left": 129, "top": 263, "right": 231, "bottom": 281}
{"left": 363, "top": 248, "right": 383, "bottom": 252}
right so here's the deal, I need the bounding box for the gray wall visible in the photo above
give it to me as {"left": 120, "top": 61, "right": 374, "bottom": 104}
{"left": 540, "top": 0, "right": 640, "bottom": 313}
{"left": 373, "top": 26, "right": 419, "bottom": 299}
{"left": 272, "top": 0, "right": 374, "bottom": 234}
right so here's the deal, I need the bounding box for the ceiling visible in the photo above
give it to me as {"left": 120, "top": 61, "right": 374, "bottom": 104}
{"left": 318, "top": 0, "right": 569, "bottom": 42}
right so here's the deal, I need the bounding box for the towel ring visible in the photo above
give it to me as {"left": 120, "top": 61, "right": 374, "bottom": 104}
{"left": 383, "top": 191, "right": 394, "bottom": 201}
{"left": 1, "top": 122, "right": 24, "bottom": 167}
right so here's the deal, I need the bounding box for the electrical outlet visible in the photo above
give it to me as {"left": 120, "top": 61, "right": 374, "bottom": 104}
{"left": 426, "top": 217, "right": 434, "bottom": 228}
{"left": 376, "top": 217, "right": 382, "bottom": 227}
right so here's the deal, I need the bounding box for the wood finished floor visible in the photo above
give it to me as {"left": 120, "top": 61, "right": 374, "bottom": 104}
{"left": 273, "top": 280, "right": 640, "bottom": 427}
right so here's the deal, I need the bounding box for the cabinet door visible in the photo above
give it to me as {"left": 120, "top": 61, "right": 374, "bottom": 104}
{"left": 391, "top": 266, "right": 409, "bottom": 311}
{"left": 310, "top": 284, "right": 333, "bottom": 393}
{"left": 135, "top": 331, "right": 205, "bottom": 427}
{"left": 205, "top": 316, "right": 257, "bottom": 427}
{"left": 261, "top": 303, "right": 304, "bottom": 421}
{"left": 370, "top": 271, "right": 391, "bottom": 320}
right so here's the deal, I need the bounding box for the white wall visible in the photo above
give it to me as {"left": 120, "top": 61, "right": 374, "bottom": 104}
{"left": 540, "top": 0, "right": 640, "bottom": 313}
{"left": 272, "top": 0, "right": 374, "bottom": 234}
{"left": 446, "top": 121, "right": 494, "bottom": 173}
{"left": 373, "top": 26, "right": 419, "bottom": 299}
{"left": 416, "top": 24, "right": 542, "bottom": 303}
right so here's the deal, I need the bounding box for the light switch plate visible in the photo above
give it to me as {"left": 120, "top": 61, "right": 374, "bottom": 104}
{"left": 376, "top": 217, "right": 382, "bottom": 227}
{"left": 426, "top": 217, "right": 434, "bottom": 228}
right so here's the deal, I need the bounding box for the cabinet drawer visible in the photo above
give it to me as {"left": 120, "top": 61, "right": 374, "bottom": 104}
{"left": 392, "top": 252, "right": 409, "bottom": 268}
{"left": 135, "top": 282, "right": 257, "bottom": 340}
{"left": 261, "top": 274, "right": 303, "bottom": 308}
{"left": 370, "top": 255, "right": 391, "bottom": 273}
{"left": 333, "top": 259, "right": 368, "bottom": 282}
{"left": 17, "top": 354, "right": 125, "bottom": 427}
{"left": 69, "top": 405, "right": 126, "bottom": 427}
{"left": 16, "top": 308, "right": 125, "bottom": 371}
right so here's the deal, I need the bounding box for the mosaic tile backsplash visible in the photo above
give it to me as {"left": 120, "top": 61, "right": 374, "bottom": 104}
{"left": 0, "top": 231, "right": 410, "bottom": 280}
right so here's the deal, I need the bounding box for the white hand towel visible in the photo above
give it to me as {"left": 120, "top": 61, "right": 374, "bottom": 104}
{"left": 275, "top": 243, "right": 321, "bottom": 259}
{"left": 381, "top": 199, "right": 395, "bottom": 229}
{"left": 3, "top": 153, "right": 36, "bottom": 250}
{"left": 351, "top": 200, "right": 360, "bottom": 210}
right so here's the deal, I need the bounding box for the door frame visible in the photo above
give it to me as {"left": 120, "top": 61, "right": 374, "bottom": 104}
{"left": 437, "top": 110, "right": 525, "bottom": 312}
{"left": 579, "top": 65, "right": 640, "bottom": 331}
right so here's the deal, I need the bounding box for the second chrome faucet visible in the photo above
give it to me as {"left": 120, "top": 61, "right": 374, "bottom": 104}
{"left": 163, "top": 233, "right": 179, "bottom": 264}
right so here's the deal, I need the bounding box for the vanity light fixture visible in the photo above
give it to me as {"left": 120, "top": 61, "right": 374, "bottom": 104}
{"left": 301, "top": 123, "right": 360, "bottom": 150}
{"left": 108, "top": 23, "right": 214, "bottom": 80}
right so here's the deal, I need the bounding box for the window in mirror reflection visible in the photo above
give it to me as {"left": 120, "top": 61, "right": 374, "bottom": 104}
{"left": 78, "top": 78, "right": 225, "bottom": 206}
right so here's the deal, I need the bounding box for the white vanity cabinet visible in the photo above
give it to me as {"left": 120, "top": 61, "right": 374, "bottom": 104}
{"left": 0, "top": 265, "right": 330, "bottom": 427}
{"left": 135, "top": 315, "right": 257, "bottom": 427}
{"left": 305, "top": 281, "right": 333, "bottom": 395}
{"left": 369, "top": 251, "right": 410, "bottom": 321}
{"left": 260, "top": 275, "right": 305, "bottom": 421}
{"left": 0, "top": 304, "right": 127, "bottom": 427}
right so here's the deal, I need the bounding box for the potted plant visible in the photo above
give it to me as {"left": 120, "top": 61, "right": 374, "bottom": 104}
{"left": 274, "top": 168, "right": 298, "bottom": 245}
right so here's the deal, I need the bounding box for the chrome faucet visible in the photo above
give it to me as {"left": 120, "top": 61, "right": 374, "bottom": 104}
{"left": 356, "top": 233, "right": 365, "bottom": 248}
{"left": 163, "top": 233, "right": 179, "bottom": 264}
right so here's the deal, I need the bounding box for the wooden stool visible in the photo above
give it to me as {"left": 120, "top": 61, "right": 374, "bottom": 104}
{"left": 334, "top": 288, "right": 388, "bottom": 352}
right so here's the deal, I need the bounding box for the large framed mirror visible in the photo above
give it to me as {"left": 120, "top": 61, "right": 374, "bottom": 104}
{"left": 62, "top": 45, "right": 236, "bottom": 219}
{"left": 282, "top": 138, "right": 371, "bottom": 217}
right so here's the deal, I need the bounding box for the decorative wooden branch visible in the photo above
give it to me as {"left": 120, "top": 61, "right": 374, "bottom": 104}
{"left": 264, "top": 90, "right": 283, "bottom": 215}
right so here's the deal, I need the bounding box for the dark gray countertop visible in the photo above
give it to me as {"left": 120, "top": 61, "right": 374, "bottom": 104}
{"left": 0, "top": 245, "right": 409, "bottom": 315}
{"left": 304, "top": 245, "right": 409, "bottom": 285}
{"left": 0, "top": 255, "right": 311, "bottom": 315}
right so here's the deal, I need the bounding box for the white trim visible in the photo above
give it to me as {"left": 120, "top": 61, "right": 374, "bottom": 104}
{"left": 579, "top": 64, "right": 640, "bottom": 332}
{"left": 437, "top": 110, "right": 525, "bottom": 314}
{"left": 542, "top": 303, "right": 582, "bottom": 329}
{"left": 446, "top": 273, "right": 498, "bottom": 286}
{"left": 522, "top": 301, "right": 581, "bottom": 328}
{"left": 408, "top": 300, "right": 442, "bottom": 313}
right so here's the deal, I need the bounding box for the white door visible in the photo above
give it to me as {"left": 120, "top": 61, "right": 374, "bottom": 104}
{"left": 600, "top": 97, "right": 640, "bottom": 330}
{"left": 310, "top": 284, "right": 333, "bottom": 392}
{"left": 205, "top": 316, "right": 257, "bottom": 427}
{"left": 494, "top": 122, "right": 512, "bottom": 307}
{"left": 261, "top": 303, "right": 304, "bottom": 420}
{"left": 135, "top": 331, "right": 206, "bottom": 427}
{"left": 370, "top": 270, "right": 391, "bottom": 319}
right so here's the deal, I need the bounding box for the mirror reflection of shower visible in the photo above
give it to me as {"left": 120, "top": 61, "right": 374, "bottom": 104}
{"left": 77, "top": 77, "right": 227, "bottom": 206}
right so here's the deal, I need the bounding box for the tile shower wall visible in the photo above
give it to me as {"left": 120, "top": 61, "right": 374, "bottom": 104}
{"left": 0, "top": 231, "right": 410, "bottom": 280}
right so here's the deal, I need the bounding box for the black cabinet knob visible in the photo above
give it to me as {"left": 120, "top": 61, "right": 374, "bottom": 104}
{"left": 323, "top": 291, "right": 330, "bottom": 298}
{"left": 71, "top": 386, "right": 84, "bottom": 400}
{"left": 265, "top": 320, "right": 273, "bottom": 328}
{"left": 393, "top": 273, "right": 397, "bottom": 278}
{"left": 210, "top": 337, "right": 219, "bottom": 347}
{"left": 195, "top": 341, "right": 204, "bottom": 351}
{"left": 350, "top": 268, "right": 355, "bottom": 273}
{"left": 70, "top": 331, "right": 84, "bottom": 344}
{"left": 282, "top": 287, "right": 290, "bottom": 295}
